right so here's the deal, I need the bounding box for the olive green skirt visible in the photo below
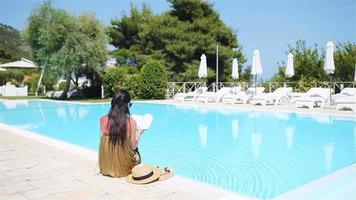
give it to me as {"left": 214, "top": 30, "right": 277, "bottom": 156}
{"left": 98, "top": 135, "right": 141, "bottom": 178}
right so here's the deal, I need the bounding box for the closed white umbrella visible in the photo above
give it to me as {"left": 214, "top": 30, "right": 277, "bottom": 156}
{"left": 231, "top": 58, "right": 239, "bottom": 80}
{"left": 324, "top": 41, "right": 335, "bottom": 74}
{"left": 251, "top": 49, "right": 262, "bottom": 95}
{"left": 324, "top": 41, "right": 335, "bottom": 105}
{"left": 198, "top": 54, "right": 207, "bottom": 78}
{"left": 0, "top": 67, "right": 6, "bottom": 71}
{"left": 285, "top": 53, "right": 294, "bottom": 78}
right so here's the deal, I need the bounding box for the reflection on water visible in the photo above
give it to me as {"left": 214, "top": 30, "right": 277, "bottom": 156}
{"left": 297, "top": 113, "right": 333, "bottom": 124}
{"left": 56, "top": 107, "right": 67, "bottom": 119}
{"left": 285, "top": 127, "right": 294, "bottom": 149}
{"left": 232, "top": 120, "right": 239, "bottom": 140}
{"left": 78, "top": 107, "right": 89, "bottom": 118}
{"left": 198, "top": 124, "right": 208, "bottom": 147}
{"left": 272, "top": 112, "right": 290, "bottom": 120}
{"left": 252, "top": 132, "right": 263, "bottom": 158}
{"left": 55, "top": 106, "right": 90, "bottom": 120}
{"left": 2, "top": 100, "right": 28, "bottom": 109}
{"left": 354, "top": 126, "right": 356, "bottom": 151}
{"left": 324, "top": 143, "right": 334, "bottom": 173}
{"left": 219, "top": 109, "right": 234, "bottom": 115}
{"left": 37, "top": 102, "right": 46, "bottom": 122}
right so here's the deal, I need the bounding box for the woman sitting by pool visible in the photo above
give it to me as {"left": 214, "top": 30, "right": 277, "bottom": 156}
{"left": 99, "top": 89, "right": 143, "bottom": 177}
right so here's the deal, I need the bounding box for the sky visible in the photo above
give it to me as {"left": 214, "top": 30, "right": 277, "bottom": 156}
{"left": 0, "top": 0, "right": 355, "bottom": 80}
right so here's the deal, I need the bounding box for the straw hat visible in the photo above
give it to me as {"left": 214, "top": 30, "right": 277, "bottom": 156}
{"left": 126, "top": 163, "right": 161, "bottom": 184}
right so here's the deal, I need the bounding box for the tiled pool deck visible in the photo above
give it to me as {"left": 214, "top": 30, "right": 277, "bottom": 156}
{"left": 0, "top": 126, "right": 252, "bottom": 200}
{"left": 1, "top": 99, "right": 356, "bottom": 200}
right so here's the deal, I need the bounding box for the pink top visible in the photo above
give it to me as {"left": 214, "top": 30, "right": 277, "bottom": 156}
{"left": 100, "top": 115, "right": 139, "bottom": 151}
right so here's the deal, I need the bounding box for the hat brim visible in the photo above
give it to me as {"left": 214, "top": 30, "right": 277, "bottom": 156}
{"left": 126, "top": 167, "right": 161, "bottom": 184}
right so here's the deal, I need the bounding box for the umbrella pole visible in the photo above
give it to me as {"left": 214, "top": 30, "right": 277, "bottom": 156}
{"left": 329, "top": 75, "right": 332, "bottom": 106}
{"left": 254, "top": 75, "right": 257, "bottom": 95}
{"left": 216, "top": 44, "right": 219, "bottom": 92}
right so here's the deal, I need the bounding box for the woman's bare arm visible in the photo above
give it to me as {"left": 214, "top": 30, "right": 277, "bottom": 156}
{"left": 129, "top": 118, "right": 143, "bottom": 150}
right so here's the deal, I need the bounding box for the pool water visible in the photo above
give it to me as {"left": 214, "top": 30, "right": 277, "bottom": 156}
{"left": 0, "top": 100, "right": 355, "bottom": 199}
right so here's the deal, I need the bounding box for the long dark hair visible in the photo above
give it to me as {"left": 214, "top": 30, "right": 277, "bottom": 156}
{"left": 108, "top": 90, "right": 131, "bottom": 146}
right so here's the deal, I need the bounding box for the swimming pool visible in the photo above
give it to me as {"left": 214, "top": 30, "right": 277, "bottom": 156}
{"left": 0, "top": 100, "right": 355, "bottom": 199}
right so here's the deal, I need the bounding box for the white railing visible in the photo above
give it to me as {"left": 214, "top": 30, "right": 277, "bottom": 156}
{"left": 166, "top": 82, "right": 206, "bottom": 97}
{"left": 166, "top": 81, "right": 356, "bottom": 97}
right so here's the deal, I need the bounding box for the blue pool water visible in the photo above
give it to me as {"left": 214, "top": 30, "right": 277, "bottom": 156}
{"left": 0, "top": 100, "right": 355, "bottom": 199}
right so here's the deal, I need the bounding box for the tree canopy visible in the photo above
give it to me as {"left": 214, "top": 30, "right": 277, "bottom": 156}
{"left": 24, "top": 1, "right": 108, "bottom": 99}
{"left": 272, "top": 40, "right": 356, "bottom": 83}
{"left": 0, "top": 23, "right": 31, "bottom": 63}
{"left": 107, "top": 0, "right": 247, "bottom": 83}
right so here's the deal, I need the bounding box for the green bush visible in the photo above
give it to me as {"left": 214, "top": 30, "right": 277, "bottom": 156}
{"left": 0, "top": 69, "right": 24, "bottom": 85}
{"left": 102, "top": 67, "right": 138, "bottom": 98}
{"left": 137, "top": 60, "right": 167, "bottom": 99}
{"left": 25, "top": 73, "right": 40, "bottom": 94}
{"left": 42, "top": 72, "right": 58, "bottom": 91}
{"left": 58, "top": 82, "right": 67, "bottom": 91}
{"left": 0, "top": 72, "right": 8, "bottom": 85}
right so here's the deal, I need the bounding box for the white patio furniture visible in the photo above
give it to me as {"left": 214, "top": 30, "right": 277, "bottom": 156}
{"left": 53, "top": 91, "right": 64, "bottom": 98}
{"left": 292, "top": 88, "right": 332, "bottom": 109}
{"left": 174, "top": 87, "right": 208, "bottom": 102}
{"left": 249, "top": 87, "right": 292, "bottom": 106}
{"left": 331, "top": 87, "right": 356, "bottom": 104}
{"left": 195, "top": 87, "right": 234, "bottom": 103}
{"left": 335, "top": 96, "right": 356, "bottom": 111}
{"left": 221, "top": 87, "right": 265, "bottom": 104}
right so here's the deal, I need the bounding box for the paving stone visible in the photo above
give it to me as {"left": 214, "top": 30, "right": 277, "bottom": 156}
{"left": 0, "top": 194, "right": 29, "bottom": 200}
{"left": 0, "top": 183, "right": 35, "bottom": 196}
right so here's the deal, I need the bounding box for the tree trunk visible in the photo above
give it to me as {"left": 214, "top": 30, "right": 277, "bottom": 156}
{"left": 72, "top": 71, "right": 79, "bottom": 88}
{"left": 59, "top": 73, "right": 71, "bottom": 100}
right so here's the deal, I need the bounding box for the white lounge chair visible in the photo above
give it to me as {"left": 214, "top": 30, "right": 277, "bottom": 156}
{"left": 174, "top": 87, "right": 207, "bottom": 102}
{"left": 195, "top": 87, "right": 234, "bottom": 103}
{"left": 221, "top": 87, "right": 265, "bottom": 104}
{"left": 249, "top": 87, "right": 292, "bottom": 106}
{"left": 46, "top": 91, "right": 55, "bottom": 98}
{"left": 335, "top": 96, "right": 356, "bottom": 111}
{"left": 53, "top": 91, "right": 64, "bottom": 98}
{"left": 292, "top": 88, "right": 332, "bottom": 109}
{"left": 332, "top": 87, "right": 356, "bottom": 103}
